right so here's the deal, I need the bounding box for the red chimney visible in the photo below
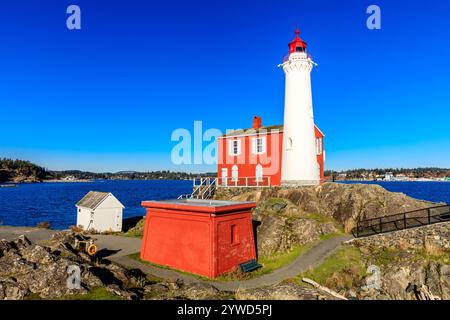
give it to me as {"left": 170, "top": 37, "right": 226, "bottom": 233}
{"left": 252, "top": 116, "right": 262, "bottom": 129}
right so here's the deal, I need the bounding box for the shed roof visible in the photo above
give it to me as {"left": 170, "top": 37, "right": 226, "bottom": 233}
{"left": 76, "top": 191, "right": 124, "bottom": 210}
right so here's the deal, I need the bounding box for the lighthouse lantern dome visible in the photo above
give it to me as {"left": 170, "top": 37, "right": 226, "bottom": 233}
{"left": 289, "top": 27, "right": 307, "bottom": 54}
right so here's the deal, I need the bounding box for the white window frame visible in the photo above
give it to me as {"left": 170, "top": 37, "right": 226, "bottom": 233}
{"left": 231, "top": 165, "right": 239, "bottom": 182}
{"left": 255, "top": 164, "right": 263, "bottom": 182}
{"left": 252, "top": 136, "right": 266, "bottom": 155}
{"left": 228, "top": 139, "right": 241, "bottom": 156}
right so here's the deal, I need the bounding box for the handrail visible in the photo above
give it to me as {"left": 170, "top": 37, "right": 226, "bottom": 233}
{"left": 352, "top": 204, "right": 450, "bottom": 238}
{"left": 357, "top": 204, "right": 449, "bottom": 224}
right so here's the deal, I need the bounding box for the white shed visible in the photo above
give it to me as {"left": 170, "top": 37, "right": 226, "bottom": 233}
{"left": 76, "top": 191, "right": 125, "bottom": 232}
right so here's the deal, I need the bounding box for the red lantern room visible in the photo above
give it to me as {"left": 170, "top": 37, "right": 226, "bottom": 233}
{"left": 288, "top": 27, "right": 307, "bottom": 54}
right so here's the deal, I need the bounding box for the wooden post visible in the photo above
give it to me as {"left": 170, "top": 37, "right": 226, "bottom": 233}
{"left": 428, "top": 208, "right": 431, "bottom": 224}
{"left": 379, "top": 217, "right": 382, "bottom": 233}
{"left": 404, "top": 213, "right": 407, "bottom": 229}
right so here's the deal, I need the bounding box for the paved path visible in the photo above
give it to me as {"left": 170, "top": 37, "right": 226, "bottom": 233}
{"left": 110, "top": 234, "right": 353, "bottom": 291}
{"left": 0, "top": 226, "right": 57, "bottom": 243}
{"left": 0, "top": 226, "right": 141, "bottom": 260}
{"left": 0, "top": 226, "right": 352, "bottom": 291}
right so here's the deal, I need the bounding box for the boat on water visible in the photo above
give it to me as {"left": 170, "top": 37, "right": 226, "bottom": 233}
{"left": 0, "top": 184, "right": 17, "bottom": 188}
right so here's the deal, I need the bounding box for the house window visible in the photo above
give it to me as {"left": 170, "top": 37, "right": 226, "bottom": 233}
{"left": 252, "top": 137, "right": 266, "bottom": 154}
{"left": 231, "top": 224, "right": 239, "bottom": 244}
{"left": 228, "top": 139, "right": 241, "bottom": 156}
{"left": 90, "top": 212, "right": 94, "bottom": 219}
{"left": 256, "top": 164, "right": 263, "bottom": 182}
{"left": 231, "top": 165, "right": 238, "bottom": 182}
{"left": 78, "top": 208, "right": 81, "bottom": 213}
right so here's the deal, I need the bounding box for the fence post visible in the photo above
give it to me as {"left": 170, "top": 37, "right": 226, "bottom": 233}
{"left": 246, "top": 177, "right": 248, "bottom": 187}
{"left": 428, "top": 208, "right": 431, "bottom": 224}
{"left": 404, "top": 213, "right": 406, "bottom": 229}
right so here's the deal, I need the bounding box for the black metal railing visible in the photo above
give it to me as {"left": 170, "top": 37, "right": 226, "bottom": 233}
{"left": 352, "top": 204, "right": 450, "bottom": 238}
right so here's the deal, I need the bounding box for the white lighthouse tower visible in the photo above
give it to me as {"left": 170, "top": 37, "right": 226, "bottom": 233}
{"left": 280, "top": 28, "right": 321, "bottom": 185}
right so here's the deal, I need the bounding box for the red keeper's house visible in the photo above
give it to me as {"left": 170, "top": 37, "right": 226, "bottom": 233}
{"left": 217, "top": 116, "right": 325, "bottom": 187}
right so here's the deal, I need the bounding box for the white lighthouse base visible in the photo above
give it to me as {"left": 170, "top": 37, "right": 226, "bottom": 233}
{"left": 281, "top": 180, "right": 320, "bottom": 186}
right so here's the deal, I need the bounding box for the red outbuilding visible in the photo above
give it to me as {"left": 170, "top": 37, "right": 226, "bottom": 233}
{"left": 140, "top": 199, "right": 257, "bottom": 278}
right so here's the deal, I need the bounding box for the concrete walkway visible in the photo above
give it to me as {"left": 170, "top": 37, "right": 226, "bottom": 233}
{"left": 0, "top": 226, "right": 57, "bottom": 243}
{"left": 110, "top": 234, "right": 353, "bottom": 291}
{"left": 0, "top": 226, "right": 352, "bottom": 291}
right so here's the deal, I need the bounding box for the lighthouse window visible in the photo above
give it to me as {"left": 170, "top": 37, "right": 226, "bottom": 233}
{"left": 287, "top": 138, "right": 293, "bottom": 150}
{"left": 296, "top": 47, "right": 304, "bottom": 52}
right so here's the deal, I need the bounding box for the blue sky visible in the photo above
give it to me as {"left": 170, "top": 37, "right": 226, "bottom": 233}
{"left": 0, "top": 0, "right": 449, "bottom": 172}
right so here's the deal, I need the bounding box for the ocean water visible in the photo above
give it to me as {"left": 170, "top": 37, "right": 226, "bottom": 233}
{"left": 0, "top": 180, "right": 192, "bottom": 230}
{"left": 0, "top": 180, "right": 448, "bottom": 230}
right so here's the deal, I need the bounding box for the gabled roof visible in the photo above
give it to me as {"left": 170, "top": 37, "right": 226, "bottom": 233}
{"left": 220, "top": 124, "right": 324, "bottom": 138}
{"left": 76, "top": 191, "right": 124, "bottom": 210}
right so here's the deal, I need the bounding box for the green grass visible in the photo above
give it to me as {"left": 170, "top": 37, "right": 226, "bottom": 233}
{"left": 128, "top": 252, "right": 211, "bottom": 281}
{"left": 121, "top": 230, "right": 143, "bottom": 239}
{"left": 298, "top": 245, "right": 365, "bottom": 290}
{"left": 60, "top": 287, "right": 122, "bottom": 300}
{"left": 319, "top": 232, "right": 344, "bottom": 241}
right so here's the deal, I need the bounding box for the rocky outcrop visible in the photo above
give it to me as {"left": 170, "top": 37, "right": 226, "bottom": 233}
{"left": 215, "top": 183, "right": 434, "bottom": 232}
{"left": 346, "top": 222, "right": 449, "bottom": 300}
{"left": 252, "top": 198, "right": 339, "bottom": 256}
{"left": 348, "top": 222, "right": 450, "bottom": 252}
{"left": 236, "top": 282, "right": 337, "bottom": 300}
{"left": 0, "top": 233, "right": 229, "bottom": 300}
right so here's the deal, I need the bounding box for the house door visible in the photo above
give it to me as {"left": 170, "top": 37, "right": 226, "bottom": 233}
{"left": 221, "top": 168, "right": 228, "bottom": 186}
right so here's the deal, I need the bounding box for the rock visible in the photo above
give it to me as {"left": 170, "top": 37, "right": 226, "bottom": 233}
{"left": 440, "top": 265, "right": 450, "bottom": 300}
{"left": 19, "top": 245, "right": 54, "bottom": 264}
{"left": 0, "top": 280, "right": 27, "bottom": 300}
{"left": 181, "top": 283, "right": 222, "bottom": 300}
{"left": 144, "top": 283, "right": 170, "bottom": 298}
{"left": 0, "top": 232, "right": 173, "bottom": 300}
{"left": 236, "top": 282, "right": 337, "bottom": 300}
{"left": 214, "top": 183, "right": 433, "bottom": 231}
{"left": 425, "top": 261, "right": 442, "bottom": 298}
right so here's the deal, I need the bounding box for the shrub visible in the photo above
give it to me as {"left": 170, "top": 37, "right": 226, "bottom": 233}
{"left": 36, "top": 221, "right": 51, "bottom": 229}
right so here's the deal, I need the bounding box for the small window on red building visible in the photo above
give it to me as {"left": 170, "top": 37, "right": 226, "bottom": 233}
{"left": 231, "top": 224, "right": 239, "bottom": 244}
